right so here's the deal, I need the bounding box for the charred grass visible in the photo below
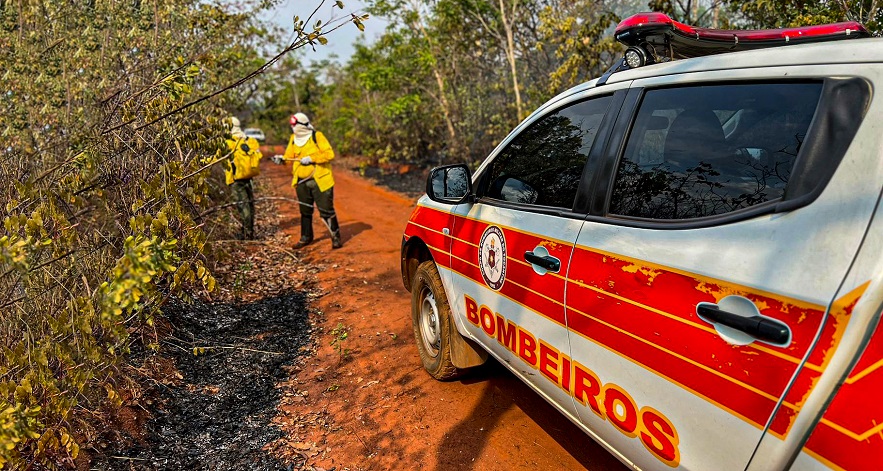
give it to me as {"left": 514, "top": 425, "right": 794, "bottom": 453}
{"left": 92, "top": 189, "right": 323, "bottom": 470}
{"left": 341, "top": 156, "right": 428, "bottom": 198}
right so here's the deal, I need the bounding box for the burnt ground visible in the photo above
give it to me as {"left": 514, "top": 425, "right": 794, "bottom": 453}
{"left": 348, "top": 162, "right": 427, "bottom": 198}
{"left": 97, "top": 293, "right": 311, "bottom": 471}
{"left": 92, "top": 187, "right": 324, "bottom": 471}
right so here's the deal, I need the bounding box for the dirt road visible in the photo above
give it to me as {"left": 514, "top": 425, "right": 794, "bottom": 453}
{"left": 263, "top": 157, "right": 627, "bottom": 471}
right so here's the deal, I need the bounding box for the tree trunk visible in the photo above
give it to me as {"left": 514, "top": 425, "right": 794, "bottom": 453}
{"left": 498, "top": 0, "right": 523, "bottom": 120}
{"left": 410, "top": 17, "right": 461, "bottom": 163}
{"left": 432, "top": 67, "right": 459, "bottom": 158}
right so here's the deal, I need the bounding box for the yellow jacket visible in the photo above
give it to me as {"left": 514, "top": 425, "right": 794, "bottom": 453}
{"left": 284, "top": 131, "right": 335, "bottom": 192}
{"left": 224, "top": 136, "right": 262, "bottom": 185}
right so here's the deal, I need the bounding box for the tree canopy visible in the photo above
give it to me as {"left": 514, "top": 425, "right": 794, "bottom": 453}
{"left": 247, "top": 0, "right": 878, "bottom": 169}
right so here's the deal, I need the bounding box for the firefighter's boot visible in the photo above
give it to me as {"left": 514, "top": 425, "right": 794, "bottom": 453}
{"left": 325, "top": 216, "right": 343, "bottom": 249}
{"left": 294, "top": 216, "right": 313, "bottom": 249}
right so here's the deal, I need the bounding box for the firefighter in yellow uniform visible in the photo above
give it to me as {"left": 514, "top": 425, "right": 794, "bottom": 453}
{"left": 224, "top": 117, "right": 262, "bottom": 240}
{"left": 284, "top": 112, "right": 342, "bottom": 249}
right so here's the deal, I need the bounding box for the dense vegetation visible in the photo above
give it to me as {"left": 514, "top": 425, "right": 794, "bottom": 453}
{"left": 0, "top": 0, "right": 363, "bottom": 467}
{"left": 1, "top": 0, "right": 880, "bottom": 467}
{"left": 247, "top": 0, "right": 881, "bottom": 168}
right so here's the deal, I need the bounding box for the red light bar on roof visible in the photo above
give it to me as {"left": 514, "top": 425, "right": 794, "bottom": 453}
{"left": 615, "top": 12, "right": 694, "bottom": 42}
{"left": 614, "top": 12, "right": 870, "bottom": 60}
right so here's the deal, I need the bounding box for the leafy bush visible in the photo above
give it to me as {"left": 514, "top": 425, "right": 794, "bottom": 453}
{"left": 0, "top": 1, "right": 266, "bottom": 466}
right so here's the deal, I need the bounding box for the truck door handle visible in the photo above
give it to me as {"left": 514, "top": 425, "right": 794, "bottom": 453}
{"left": 524, "top": 251, "right": 560, "bottom": 273}
{"left": 696, "top": 304, "right": 790, "bottom": 345}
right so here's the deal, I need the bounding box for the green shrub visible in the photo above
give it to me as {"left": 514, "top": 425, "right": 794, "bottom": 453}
{"left": 0, "top": 1, "right": 261, "bottom": 466}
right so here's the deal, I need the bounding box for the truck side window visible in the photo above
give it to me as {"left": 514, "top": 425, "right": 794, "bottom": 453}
{"left": 484, "top": 95, "right": 612, "bottom": 209}
{"left": 610, "top": 82, "right": 823, "bottom": 220}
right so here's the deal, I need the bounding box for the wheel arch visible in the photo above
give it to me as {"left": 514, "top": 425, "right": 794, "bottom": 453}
{"left": 401, "top": 236, "right": 433, "bottom": 293}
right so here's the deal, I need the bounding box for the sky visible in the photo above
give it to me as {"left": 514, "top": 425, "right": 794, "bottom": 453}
{"left": 262, "top": 0, "right": 388, "bottom": 64}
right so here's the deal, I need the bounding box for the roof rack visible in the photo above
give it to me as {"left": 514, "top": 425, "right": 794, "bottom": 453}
{"left": 597, "top": 12, "right": 871, "bottom": 85}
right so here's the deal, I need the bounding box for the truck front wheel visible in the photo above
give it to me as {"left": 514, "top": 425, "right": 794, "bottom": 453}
{"left": 411, "top": 260, "right": 461, "bottom": 380}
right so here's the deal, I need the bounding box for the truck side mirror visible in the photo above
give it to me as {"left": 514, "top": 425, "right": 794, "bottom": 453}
{"left": 427, "top": 164, "right": 473, "bottom": 204}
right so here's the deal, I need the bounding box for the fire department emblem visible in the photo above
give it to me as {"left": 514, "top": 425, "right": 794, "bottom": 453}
{"left": 479, "top": 226, "right": 506, "bottom": 291}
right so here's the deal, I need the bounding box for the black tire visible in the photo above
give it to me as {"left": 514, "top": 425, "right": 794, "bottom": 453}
{"left": 411, "top": 260, "right": 461, "bottom": 380}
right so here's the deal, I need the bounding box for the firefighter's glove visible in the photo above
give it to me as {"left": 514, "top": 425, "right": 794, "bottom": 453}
{"left": 300, "top": 156, "right": 314, "bottom": 165}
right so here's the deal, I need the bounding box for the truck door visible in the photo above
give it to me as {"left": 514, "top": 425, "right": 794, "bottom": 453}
{"left": 446, "top": 91, "right": 621, "bottom": 420}
{"left": 565, "top": 72, "right": 874, "bottom": 470}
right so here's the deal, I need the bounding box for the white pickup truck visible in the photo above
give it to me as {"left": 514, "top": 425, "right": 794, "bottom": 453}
{"left": 401, "top": 12, "right": 883, "bottom": 471}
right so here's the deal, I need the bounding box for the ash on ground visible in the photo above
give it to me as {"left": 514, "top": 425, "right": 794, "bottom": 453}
{"left": 341, "top": 156, "right": 428, "bottom": 198}
{"left": 96, "top": 292, "right": 312, "bottom": 471}
{"left": 95, "top": 195, "right": 318, "bottom": 470}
